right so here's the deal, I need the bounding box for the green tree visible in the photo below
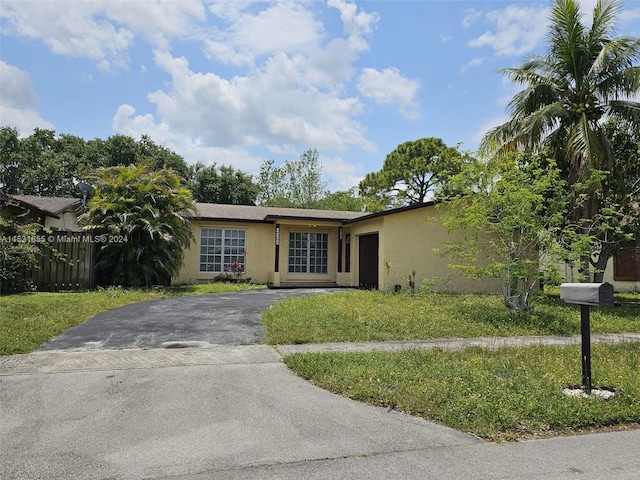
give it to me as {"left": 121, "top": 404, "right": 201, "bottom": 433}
{"left": 138, "top": 135, "right": 190, "bottom": 179}
{"left": 437, "top": 152, "right": 574, "bottom": 313}
{"left": 101, "top": 134, "right": 190, "bottom": 178}
{"left": 0, "top": 128, "right": 82, "bottom": 196}
{"left": 256, "top": 149, "right": 328, "bottom": 208}
{"left": 0, "top": 128, "right": 191, "bottom": 197}
{"left": 359, "top": 137, "right": 467, "bottom": 209}
{"left": 189, "top": 163, "right": 258, "bottom": 205}
{"left": 79, "top": 165, "right": 195, "bottom": 287}
{"left": 316, "top": 187, "right": 366, "bottom": 212}
{"left": 482, "top": 0, "right": 640, "bottom": 280}
{"left": 586, "top": 117, "right": 640, "bottom": 279}
{"left": 0, "top": 126, "right": 23, "bottom": 194}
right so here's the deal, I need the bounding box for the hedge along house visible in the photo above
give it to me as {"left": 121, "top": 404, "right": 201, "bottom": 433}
{"left": 175, "top": 201, "right": 500, "bottom": 293}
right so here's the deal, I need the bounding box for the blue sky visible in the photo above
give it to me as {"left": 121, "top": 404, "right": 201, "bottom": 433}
{"left": 1, "top": 0, "right": 639, "bottom": 191}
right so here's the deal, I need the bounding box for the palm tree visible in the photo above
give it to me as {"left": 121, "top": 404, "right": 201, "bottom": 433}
{"left": 482, "top": 0, "right": 640, "bottom": 279}
{"left": 80, "top": 165, "right": 195, "bottom": 287}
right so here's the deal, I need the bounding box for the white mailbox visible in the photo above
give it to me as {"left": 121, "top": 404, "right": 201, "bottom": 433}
{"left": 560, "top": 283, "right": 614, "bottom": 306}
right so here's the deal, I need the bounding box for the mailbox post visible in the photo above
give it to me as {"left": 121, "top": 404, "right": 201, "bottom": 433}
{"left": 560, "top": 283, "right": 614, "bottom": 395}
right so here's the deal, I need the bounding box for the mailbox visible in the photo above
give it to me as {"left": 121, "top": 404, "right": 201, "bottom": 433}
{"left": 560, "top": 282, "right": 614, "bottom": 307}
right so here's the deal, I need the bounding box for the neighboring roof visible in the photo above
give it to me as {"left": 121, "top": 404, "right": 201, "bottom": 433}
{"left": 194, "top": 203, "right": 368, "bottom": 223}
{"left": 2, "top": 195, "right": 81, "bottom": 218}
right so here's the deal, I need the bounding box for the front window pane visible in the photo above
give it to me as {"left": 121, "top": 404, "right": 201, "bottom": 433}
{"left": 288, "top": 232, "right": 328, "bottom": 274}
{"left": 200, "top": 228, "right": 246, "bottom": 273}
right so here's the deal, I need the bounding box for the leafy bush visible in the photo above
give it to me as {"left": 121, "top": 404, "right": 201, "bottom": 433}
{"left": 0, "top": 213, "right": 40, "bottom": 293}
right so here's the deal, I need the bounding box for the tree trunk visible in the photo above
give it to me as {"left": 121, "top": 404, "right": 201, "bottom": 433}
{"left": 591, "top": 244, "right": 613, "bottom": 283}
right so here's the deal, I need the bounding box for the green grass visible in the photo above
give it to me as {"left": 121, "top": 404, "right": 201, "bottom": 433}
{"left": 262, "top": 290, "right": 640, "bottom": 344}
{"left": 284, "top": 343, "right": 640, "bottom": 441}
{"left": 0, "top": 282, "right": 264, "bottom": 355}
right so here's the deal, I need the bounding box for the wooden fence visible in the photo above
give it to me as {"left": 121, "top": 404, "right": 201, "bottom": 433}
{"left": 2, "top": 232, "right": 96, "bottom": 293}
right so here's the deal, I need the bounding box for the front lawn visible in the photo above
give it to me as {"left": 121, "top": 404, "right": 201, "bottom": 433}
{"left": 262, "top": 290, "right": 640, "bottom": 344}
{"left": 285, "top": 343, "right": 640, "bottom": 441}
{"left": 0, "top": 282, "right": 264, "bottom": 355}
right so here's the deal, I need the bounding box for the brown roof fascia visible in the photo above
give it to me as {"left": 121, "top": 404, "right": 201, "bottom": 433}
{"left": 343, "top": 200, "right": 437, "bottom": 224}
{"left": 194, "top": 213, "right": 357, "bottom": 224}
{"left": 194, "top": 216, "right": 273, "bottom": 224}
{"left": 263, "top": 214, "right": 355, "bottom": 223}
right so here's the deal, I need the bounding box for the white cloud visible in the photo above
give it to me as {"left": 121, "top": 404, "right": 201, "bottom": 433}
{"left": 205, "top": 1, "right": 324, "bottom": 66}
{"left": 114, "top": 50, "right": 376, "bottom": 163}
{"left": 0, "top": 1, "right": 134, "bottom": 70}
{"left": 0, "top": 61, "right": 54, "bottom": 133}
{"left": 622, "top": 7, "right": 640, "bottom": 23}
{"left": 112, "top": 103, "right": 265, "bottom": 174}
{"left": 327, "top": 0, "right": 379, "bottom": 52}
{"left": 102, "top": 1, "right": 206, "bottom": 50}
{"left": 468, "top": 5, "right": 550, "bottom": 56}
{"left": 107, "top": 1, "right": 393, "bottom": 177}
{"left": 0, "top": 0, "right": 205, "bottom": 69}
{"left": 320, "top": 154, "right": 364, "bottom": 191}
{"left": 357, "top": 68, "right": 420, "bottom": 120}
{"left": 461, "top": 57, "right": 484, "bottom": 73}
{"left": 462, "top": 9, "right": 481, "bottom": 29}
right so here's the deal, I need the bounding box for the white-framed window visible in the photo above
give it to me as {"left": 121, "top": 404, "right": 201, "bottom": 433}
{"left": 288, "top": 232, "right": 328, "bottom": 274}
{"left": 199, "top": 228, "right": 246, "bottom": 273}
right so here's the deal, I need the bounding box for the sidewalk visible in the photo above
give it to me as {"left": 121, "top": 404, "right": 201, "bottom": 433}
{"left": 276, "top": 332, "right": 640, "bottom": 355}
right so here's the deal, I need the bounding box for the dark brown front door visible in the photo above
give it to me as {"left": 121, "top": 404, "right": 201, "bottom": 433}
{"left": 359, "top": 233, "right": 379, "bottom": 289}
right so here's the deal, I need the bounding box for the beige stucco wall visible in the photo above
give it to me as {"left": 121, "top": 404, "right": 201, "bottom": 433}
{"left": 378, "top": 206, "right": 499, "bottom": 293}
{"left": 174, "top": 220, "right": 276, "bottom": 285}
{"left": 343, "top": 205, "right": 499, "bottom": 293}
{"left": 44, "top": 211, "right": 82, "bottom": 232}
{"left": 174, "top": 205, "right": 502, "bottom": 293}
{"left": 174, "top": 219, "right": 345, "bottom": 286}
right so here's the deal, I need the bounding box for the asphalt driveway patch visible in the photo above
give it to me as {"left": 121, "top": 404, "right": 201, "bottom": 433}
{"left": 37, "top": 288, "right": 345, "bottom": 352}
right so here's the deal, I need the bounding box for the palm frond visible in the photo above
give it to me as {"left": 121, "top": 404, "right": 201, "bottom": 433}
{"left": 506, "top": 83, "right": 561, "bottom": 119}
{"left": 518, "top": 102, "right": 568, "bottom": 146}
{"left": 565, "top": 115, "right": 604, "bottom": 180}
{"left": 589, "top": 0, "right": 620, "bottom": 46}
{"left": 607, "top": 99, "right": 640, "bottom": 123}
{"left": 549, "top": 0, "right": 586, "bottom": 85}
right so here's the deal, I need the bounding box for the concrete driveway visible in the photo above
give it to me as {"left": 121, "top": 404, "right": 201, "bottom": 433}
{"left": 37, "top": 288, "right": 340, "bottom": 351}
